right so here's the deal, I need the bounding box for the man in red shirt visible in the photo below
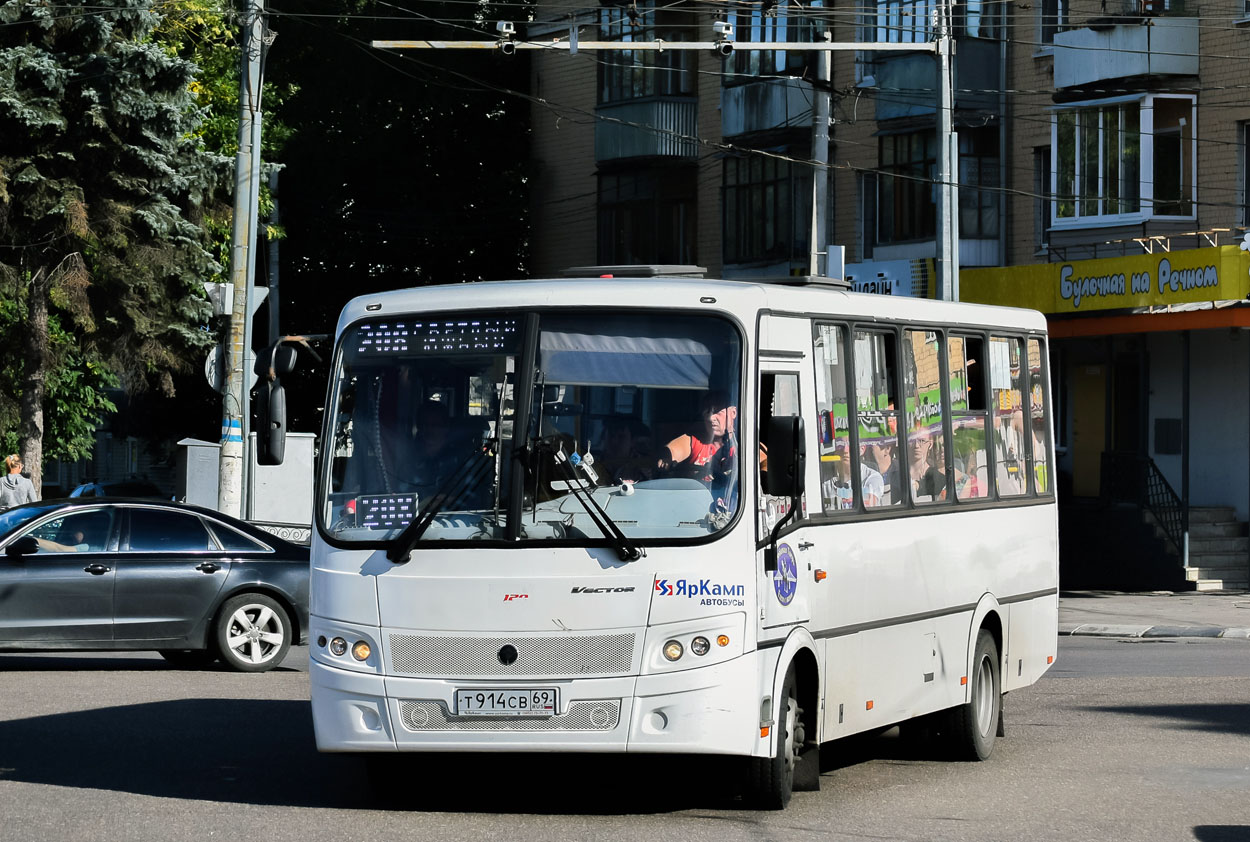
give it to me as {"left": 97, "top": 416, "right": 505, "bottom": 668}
{"left": 657, "top": 390, "right": 738, "bottom": 488}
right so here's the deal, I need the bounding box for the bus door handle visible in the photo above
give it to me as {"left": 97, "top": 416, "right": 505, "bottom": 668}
{"left": 797, "top": 541, "right": 815, "bottom": 551}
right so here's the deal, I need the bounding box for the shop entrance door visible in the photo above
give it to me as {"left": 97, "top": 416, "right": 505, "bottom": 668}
{"left": 1071, "top": 363, "right": 1107, "bottom": 497}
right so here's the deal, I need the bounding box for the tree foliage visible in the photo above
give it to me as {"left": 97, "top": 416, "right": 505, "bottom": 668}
{"left": 0, "top": 0, "right": 225, "bottom": 487}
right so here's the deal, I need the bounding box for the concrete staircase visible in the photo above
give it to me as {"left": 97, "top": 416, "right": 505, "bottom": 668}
{"left": 1150, "top": 506, "right": 1250, "bottom": 591}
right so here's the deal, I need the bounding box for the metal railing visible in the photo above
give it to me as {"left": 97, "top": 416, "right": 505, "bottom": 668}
{"left": 1101, "top": 451, "right": 1184, "bottom": 553}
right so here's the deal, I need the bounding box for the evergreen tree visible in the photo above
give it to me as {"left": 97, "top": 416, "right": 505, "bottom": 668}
{"left": 0, "top": 0, "right": 224, "bottom": 490}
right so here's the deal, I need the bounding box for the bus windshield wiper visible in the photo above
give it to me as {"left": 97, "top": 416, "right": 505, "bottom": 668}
{"left": 545, "top": 439, "right": 642, "bottom": 563}
{"left": 387, "top": 440, "right": 497, "bottom": 564}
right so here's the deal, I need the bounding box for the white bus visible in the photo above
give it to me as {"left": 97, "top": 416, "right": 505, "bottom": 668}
{"left": 308, "top": 271, "right": 1058, "bottom": 808}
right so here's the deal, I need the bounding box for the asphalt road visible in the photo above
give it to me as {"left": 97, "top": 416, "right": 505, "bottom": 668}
{"left": 1, "top": 638, "right": 1248, "bottom": 842}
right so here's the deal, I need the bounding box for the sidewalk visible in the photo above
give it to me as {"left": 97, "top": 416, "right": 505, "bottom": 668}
{"left": 1060, "top": 590, "right": 1250, "bottom": 639}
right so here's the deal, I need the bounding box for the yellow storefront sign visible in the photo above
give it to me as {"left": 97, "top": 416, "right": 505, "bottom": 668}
{"left": 961, "top": 246, "right": 1250, "bottom": 314}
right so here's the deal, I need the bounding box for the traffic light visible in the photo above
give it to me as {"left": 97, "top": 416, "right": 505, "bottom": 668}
{"left": 255, "top": 344, "right": 297, "bottom": 465}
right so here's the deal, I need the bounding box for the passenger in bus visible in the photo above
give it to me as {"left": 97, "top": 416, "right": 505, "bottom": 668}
{"left": 406, "top": 400, "right": 485, "bottom": 504}
{"left": 595, "top": 417, "right": 654, "bottom": 484}
{"left": 1031, "top": 414, "right": 1049, "bottom": 493}
{"left": 822, "top": 443, "right": 884, "bottom": 510}
{"left": 862, "top": 440, "right": 901, "bottom": 506}
{"left": 995, "top": 408, "right": 1027, "bottom": 495}
{"left": 908, "top": 430, "right": 946, "bottom": 502}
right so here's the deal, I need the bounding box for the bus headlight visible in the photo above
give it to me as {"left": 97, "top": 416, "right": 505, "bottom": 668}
{"left": 352, "top": 641, "right": 372, "bottom": 661}
{"left": 643, "top": 614, "right": 746, "bottom": 674}
{"left": 329, "top": 637, "right": 348, "bottom": 656}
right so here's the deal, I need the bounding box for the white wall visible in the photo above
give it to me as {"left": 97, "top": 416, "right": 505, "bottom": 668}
{"left": 1149, "top": 329, "right": 1250, "bottom": 520}
{"left": 1189, "top": 330, "right": 1250, "bottom": 518}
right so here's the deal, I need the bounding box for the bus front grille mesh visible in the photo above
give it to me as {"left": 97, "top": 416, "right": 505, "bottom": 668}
{"left": 399, "top": 700, "right": 621, "bottom": 732}
{"left": 388, "top": 633, "right": 635, "bottom": 677}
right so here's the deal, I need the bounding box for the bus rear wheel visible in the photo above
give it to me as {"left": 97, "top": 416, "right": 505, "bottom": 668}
{"left": 945, "top": 629, "right": 1001, "bottom": 760}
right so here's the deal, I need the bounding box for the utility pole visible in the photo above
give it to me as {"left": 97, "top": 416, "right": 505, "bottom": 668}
{"left": 935, "top": 0, "right": 959, "bottom": 301}
{"left": 220, "top": 0, "right": 265, "bottom": 519}
{"left": 809, "top": 31, "right": 832, "bottom": 277}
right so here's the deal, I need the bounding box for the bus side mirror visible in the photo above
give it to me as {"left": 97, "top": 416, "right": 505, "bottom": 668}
{"left": 764, "top": 415, "right": 805, "bottom": 499}
{"left": 256, "top": 345, "right": 297, "bottom": 466}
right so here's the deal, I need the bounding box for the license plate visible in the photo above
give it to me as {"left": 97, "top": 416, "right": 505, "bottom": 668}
{"left": 454, "top": 688, "right": 558, "bottom": 717}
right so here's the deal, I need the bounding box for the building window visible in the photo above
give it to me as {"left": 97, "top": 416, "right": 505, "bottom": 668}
{"left": 1052, "top": 95, "right": 1195, "bottom": 225}
{"left": 723, "top": 152, "right": 812, "bottom": 265}
{"left": 598, "top": 168, "right": 696, "bottom": 265}
{"left": 959, "top": 126, "right": 1000, "bottom": 239}
{"left": 726, "top": 1, "right": 824, "bottom": 80}
{"left": 1040, "top": 0, "right": 1067, "bottom": 44}
{"left": 957, "top": 0, "right": 1003, "bottom": 38}
{"left": 598, "top": 2, "right": 694, "bottom": 105}
{"left": 875, "top": 0, "right": 935, "bottom": 43}
{"left": 1034, "top": 146, "right": 1051, "bottom": 250}
{"left": 878, "top": 130, "right": 937, "bottom": 244}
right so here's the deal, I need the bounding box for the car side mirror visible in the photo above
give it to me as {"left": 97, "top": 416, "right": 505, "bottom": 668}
{"left": 6, "top": 536, "right": 38, "bottom": 557}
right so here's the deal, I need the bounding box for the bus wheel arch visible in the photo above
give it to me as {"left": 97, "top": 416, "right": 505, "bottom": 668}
{"left": 788, "top": 646, "right": 821, "bottom": 792}
{"left": 749, "top": 636, "right": 820, "bottom": 808}
{"left": 964, "top": 596, "right": 1004, "bottom": 704}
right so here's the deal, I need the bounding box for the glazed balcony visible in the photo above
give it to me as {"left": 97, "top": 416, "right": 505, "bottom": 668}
{"left": 594, "top": 97, "right": 698, "bottom": 162}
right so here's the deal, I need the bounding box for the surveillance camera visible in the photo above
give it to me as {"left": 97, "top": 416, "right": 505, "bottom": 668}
{"left": 496, "top": 20, "right": 515, "bottom": 36}
{"left": 712, "top": 20, "right": 733, "bottom": 39}
{"left": 714, "top": 41, "right": 734, "bottom": 57}
{"left": 500, "top": 40, "right": 517, "bottom": 55}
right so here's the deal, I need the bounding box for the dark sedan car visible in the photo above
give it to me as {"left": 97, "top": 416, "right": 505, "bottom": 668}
{"left": 0, "top": 499, "right": 309, "bottom": 672}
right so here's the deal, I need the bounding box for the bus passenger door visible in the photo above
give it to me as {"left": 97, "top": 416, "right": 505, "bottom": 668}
{"left": 757, "top": 330, "right": 818, "bottom": 646}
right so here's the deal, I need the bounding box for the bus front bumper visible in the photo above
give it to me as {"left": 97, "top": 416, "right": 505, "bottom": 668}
{"left": 309, "top": 653, "right": 760, "bottom": 755}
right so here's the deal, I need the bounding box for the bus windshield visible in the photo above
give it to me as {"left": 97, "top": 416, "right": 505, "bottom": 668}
{"left": 321, "top": 310, "right": 743, "bottom": 545}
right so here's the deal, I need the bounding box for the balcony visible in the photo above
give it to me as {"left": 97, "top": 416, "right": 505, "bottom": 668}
{"left": 594, "top": 97, "right": 698, "bottom": 163}
{"left": 1053, "top": 16, "right": 1198, "bottom": 89}
{"left": 721, "top": 78, "right": 814, "bottom": 138}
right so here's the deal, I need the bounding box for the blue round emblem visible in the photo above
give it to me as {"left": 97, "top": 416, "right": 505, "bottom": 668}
{"left": 773, "top": 544, "right": 798, "bottom": 606}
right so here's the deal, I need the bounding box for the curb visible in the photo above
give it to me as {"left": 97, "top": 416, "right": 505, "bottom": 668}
{"left": 1060, "top": 623, "right": 1250, "bottom": 639}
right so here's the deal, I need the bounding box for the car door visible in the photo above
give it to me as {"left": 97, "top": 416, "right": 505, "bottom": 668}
{"left": 0, "top": 508, "right": 119, "bottom": 643}
{"left": 111, "top": 507, "right": 232, "bottom": 642}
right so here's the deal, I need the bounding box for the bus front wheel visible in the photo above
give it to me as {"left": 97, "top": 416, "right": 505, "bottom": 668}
{"left": 747, "top": 668, "right": 802, "bottom": 809}
{"left": 945, "top": 629, "right": 1001, "bottom": 761}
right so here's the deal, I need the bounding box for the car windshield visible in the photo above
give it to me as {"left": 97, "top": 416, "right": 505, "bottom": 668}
{"left": 0, "top": 504, "right": 59, "bottom": 538}
{"left": 321, "top": 310, "right": 742, "bottom": 545}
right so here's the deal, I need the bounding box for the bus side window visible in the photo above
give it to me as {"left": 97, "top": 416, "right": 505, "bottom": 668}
{"left": 949, "top": 335, "right": 990, "bottom": 501}
{"left": 990, "top": 336, "right": 1028, "bottom": 497}
{"left": 814, "top": 325, "right": 853, "bottom": 511}
{"left": 1027, "top": 338, "right": 1052, "bottom": 494}
{"left": 903, "top": 330, "right": 949, "bottom": 505}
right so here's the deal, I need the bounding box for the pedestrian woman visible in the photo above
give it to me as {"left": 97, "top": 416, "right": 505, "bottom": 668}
{"left": 0, "top": 454, "right": 38, "bottom": 509}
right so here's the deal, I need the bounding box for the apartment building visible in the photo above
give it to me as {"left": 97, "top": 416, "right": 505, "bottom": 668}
{"left": 524, "top": 0, "right": 1250, "bottom": 588}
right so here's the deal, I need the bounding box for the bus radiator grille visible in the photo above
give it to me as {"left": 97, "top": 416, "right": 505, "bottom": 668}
{"left": 399, "top": 700, "right": 621, "bottom": 731}
{"left": 388, "top": 633, "right": 636, "bottom": 677}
